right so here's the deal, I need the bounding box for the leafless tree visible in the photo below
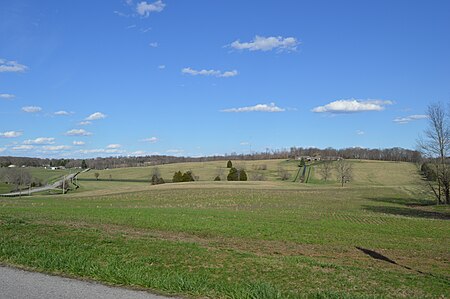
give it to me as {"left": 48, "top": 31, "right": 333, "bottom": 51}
{"left": 2, "top": 168, "right": 32, "bottom": 196}
{"left": 94, "top": 172, "right": 100, "bottom": 180}
{"left": 319, "top": 161, "right": 333, "bottom": 181}
{"left": 215, "top": 167, "right": 225, "bottom": 180}
{"left": 417, "top": 102, "right": 450, "bottom": 204}
{"left": 335, "top": 160, "right": 352, "bottom": 187}
{"left": 277, "top": 167, "right": 291, "bottom": 181}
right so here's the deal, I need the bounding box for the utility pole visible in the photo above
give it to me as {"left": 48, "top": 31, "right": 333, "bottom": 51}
{"left": 62, "top": 175, "right": 65, "bottom": 194}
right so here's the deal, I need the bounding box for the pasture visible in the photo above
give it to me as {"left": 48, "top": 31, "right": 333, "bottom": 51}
{"left": 0, "top": 160, "right": 449, "bottom": 298}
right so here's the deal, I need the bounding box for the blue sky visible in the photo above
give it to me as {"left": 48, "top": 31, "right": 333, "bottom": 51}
{"left": 1, "top": 0, "right": 449, "bottom": 158}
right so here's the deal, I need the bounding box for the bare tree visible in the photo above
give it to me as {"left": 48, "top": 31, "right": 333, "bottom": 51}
{"left": 417, "top": 102, "right": 450, "bottom": 204}
{"left": 3, "top": 168, "right": 32, "bottom": 196}
{"left": 319, "top": 161, "right": 333, "bottom": 181}
{"left": 335, "top": 160, "right": 352, "bottom": 187}
{"left": 277, "top": 167, "right": 290, "bottom": 181}
{"left": 94, "top": 172, "right": 100, "bottom": 180}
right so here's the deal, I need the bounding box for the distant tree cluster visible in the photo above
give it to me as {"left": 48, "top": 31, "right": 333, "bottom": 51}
{"left": 227, "top": 167, "right": 247, "bottom": 181}
{"left": 0, "top": 168, "right": 41, "bottom": 193}
{"left": 172, "top": 171, "right": 195, "bottom": 183}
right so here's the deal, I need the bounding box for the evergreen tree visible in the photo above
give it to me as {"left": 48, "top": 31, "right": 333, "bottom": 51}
{"left": 182, "top": 171, "right": 195, "bottom": 182}
{"left": 298, "top": 158, "right": 305, "bottom": 167}
{"left": 227, "top": 167, "right": 238, "bottom": 181}
{"left": 81, "top": 160, "right": 88, "bottom": 169}
{"left": 214, "top": 175, "right": 221, "bottom": 181}
{"left": 239, "top": 169, "right": 248, "bottom": 181}
{"left": 172, "top": 171, "right": 183, "bottom": 182}
{"left": 227, "top": 160, "right": 233, "bottom": 168}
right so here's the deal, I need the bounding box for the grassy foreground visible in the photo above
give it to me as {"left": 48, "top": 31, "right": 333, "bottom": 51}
{"left": 0, "top": 160, "right": 449, "bottom": 298}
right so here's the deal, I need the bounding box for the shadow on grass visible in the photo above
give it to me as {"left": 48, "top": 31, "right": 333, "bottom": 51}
{"left": 355, "top": 247, "right": 450, "bottom": 283}
{"left": 368, "top": 196, "right": 435, "bottom": 207}
{"left": 363, "top": 205, "right": 450, "bottom": 220}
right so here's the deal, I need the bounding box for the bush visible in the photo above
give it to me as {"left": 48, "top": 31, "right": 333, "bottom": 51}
{"left": 227, "top": 167, "right": 238, "bottom": 181}
{"left": 227, "top": 160, "right": 233, "bottom": 168}
{"left": 214, "top": 175, "right": 221, "bottom": 181}
{"left": 173, "top": 171, "right": 195, "bottom": 183}
{"left": 239, "top": 169, "right": 248, "bottom": 181}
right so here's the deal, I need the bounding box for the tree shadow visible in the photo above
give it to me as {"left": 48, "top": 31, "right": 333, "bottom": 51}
{"left": 368, "top": 196, "right": 434, "bottom": 207}
{"left": 363, "top": 205, "right": 450, "bottom": 220}
{"left": 355, "top": 247, "right": 450, "bottom": 283}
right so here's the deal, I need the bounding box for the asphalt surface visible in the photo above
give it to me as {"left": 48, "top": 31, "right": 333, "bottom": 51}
{"left": 0, "top": 266, "right": 175, "bottom": 299}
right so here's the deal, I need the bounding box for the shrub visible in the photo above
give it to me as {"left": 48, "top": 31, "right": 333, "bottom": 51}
{"left": 227, "top": 167, "right": 238, "bottom": 181}
{"left": 214, "top": 175, "right": 221, "bottom": 181}
{"left": 227, "top": 160, "right": 233, "bottom": 168}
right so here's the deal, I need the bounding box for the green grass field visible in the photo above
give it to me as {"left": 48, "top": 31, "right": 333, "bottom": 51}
{"left": 0, "top": 160, "right": 449, "bottom": 298}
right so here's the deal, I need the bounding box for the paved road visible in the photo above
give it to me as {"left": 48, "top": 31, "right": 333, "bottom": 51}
{"left": 0, "top": 169, "right": 88, "bottom": 197}
{"left": 0, "top": 266, "right": 175, "bottom": 299}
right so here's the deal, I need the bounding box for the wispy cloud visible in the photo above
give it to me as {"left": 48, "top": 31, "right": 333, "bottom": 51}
{"left": 65, "top": 129, "right": 92, "bottom": 136}
{"left": 142, "top": 137, "right": 158, "bottom": 143}
{"left": 78, "top": 121, "right": 91, "bottom": 126}
{"left": 126, "top": 24, "right": 137, "bottom": 29}
{"left": 167, "top": 149, "right": 184, "bottom": 154}
{"left": 356, "top": 130, "right": 365, "bottom": 135}
{"left": 42, "top": 145, "right": 71, "bottom": 151}
{"left": 23, "top": 137, "right": 55, "bottom": 145}
{"left": 0, "top": 93, "right": 15, "bottom": 100}
{"left": 130, "top": 150, "right": 146, "bottom": 156}
{"left": 0, "top": 131, "right": 23, "bottom": 138}
{"left": 0, "top": 58, "right": 28, "bottom": 73}
{"left": 312, "top": 99, "right": 393, "bottom": 113}
{"left": 22, "top": 106, "right": 42, "bottom": 113}
{"left": 393, "top": 114, "right": 428, "bottom": 124}
{"left": 158, "top": 65, "right": 166, "bottom": 69}
{"left": 77, "top": 148, "right": 124, "bottom": 154}
{"left": 149, "top": 42, "right": 158, "bottom": 48}
{"left": 106, "top": 144, "right": 121, "bottom": 149}
{"left": 73, "top": 141, "right": 85, "bottom": 146}
{"left": 54, "top": 110, "right": 70, "bottom": 116}
{"left": 136, "top": 0, "right": 165, "bottom": 17}
{"left": 182, "top": 67, "right": 238, "bottom": 78}
{"left": 222, "top": 103, "right": 285, "bottom": 113}
{"left": 85, "top": 112, "right": 106, "bottom": 121}
{"left": 229, "top": 36, "right": 299, "bottom": 52}
{"left": 12, "top": 145, "right": 34, "bottom": 151}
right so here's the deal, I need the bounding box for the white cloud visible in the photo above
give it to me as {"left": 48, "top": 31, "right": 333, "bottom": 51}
{"left": 142, "top": 137, "right": 158, "bottom": 143}
{"left": 85, "top": 112, "right": 106, "bottom": 121}
{"left": 77, "top": 148, "right": 124, "bottom": 155}
{"left": 229, "top": 36, "right": 299, "bottom": 52}
{"left": 182, "top": 67, "right": 238, "bottom": 78}
{"left": 54, "top": 110, "right": 70, "bottom": 116}
{"left": 356, "top": 130, "right": 365, "bottom": 135}
{"left": 393, "top": 114, "right": 428, "bottom": 124}
{"left": 0, "top": 93, "right": 15, "bottom": 100}
{"left": 167, "top": 149, "right": 184, "bottom": 154}
{"left": 78, "top": 121, "right": 92, "bottom": 126}
{"left": 130, "top": 150, "right": 146, "bottom": 156}
{"left": 12, "top": 145, "right": 34, "bottom": 151}
{"left": 126, "top": 24, "right": 137, "bottom": 29}
{"left": 0, "top": 131, "right": 23, "bottom": 138}
{"left": 158, "top": 65, "right": 166, "bottom": 69}
{"left": 65, "top": 129, "right": 92, "bottom": 136}
{"left": 23, "top": 137, "right": 55, "bottom": 145}
{"left": 149, "top": 42, "right": 158, "bottom": 47}
{"left": 0, "top": 58, "right": 28, "bottom": 73}
{"left": 136, "top": 0, "right": 165, "bottom": 17}
{"left": 312, "top": 99, "right": 393, "bottom": 113}
{"left": 0, "top": 147, "right": 5, "bottom": 153}
{"left": 106, "top": 144, "right": 121, "bottom": 149}
{"left": 73, "top": 141, "right": 85, "bottom": 146}
{"left": 240, "top": 142, "right": 250, "bottom": 146}
{"left": 22, "top": 106, "right": 42, "bottom": 113}
{"left": 222, "top": 102, "right": 285, "bottom": 113}
{"left": 42, "top": 145, "right": 71, "bottom": 151}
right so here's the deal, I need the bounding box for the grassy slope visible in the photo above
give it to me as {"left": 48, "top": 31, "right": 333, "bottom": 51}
{"left": 0, "top": 160, "right": 449, "bottom": 298}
